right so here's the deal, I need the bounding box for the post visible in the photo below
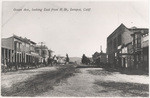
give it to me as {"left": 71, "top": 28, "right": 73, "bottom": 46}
{"left": 7, "top": 49, "right": 9, "bottom": 62}
{"left": 10, "top": 50, "right": 12, "bottom": 62}
{"left": 4, "top": 48, "right": 6, "bottom": 64}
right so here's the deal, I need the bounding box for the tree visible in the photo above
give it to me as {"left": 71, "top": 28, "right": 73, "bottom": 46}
{"left": 82, "top": 54, "right": 86, "bottom": 64}
{"left": 66, "top": 54, "right": 69, "bottom": 64}
{"left": 82, "top": 54, "right": 91, "bottom": 65}
{"left": 82, "top": 54, "right": 85, "bottom": 64}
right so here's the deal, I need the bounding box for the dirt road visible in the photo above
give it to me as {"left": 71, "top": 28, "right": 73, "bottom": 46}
{"left": 39, "top": 68, "right": 149, "bottom": 97}
{"left": 1, "top": 65, "right": 149, "bottom": 97}
{"left": 1, "top": 65, "right": 78, "bottom": 96}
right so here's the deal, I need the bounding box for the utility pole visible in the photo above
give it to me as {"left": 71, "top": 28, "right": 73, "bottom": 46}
{"left": 100, "top": 45, "right": 102, "bottom": 53}
{"left": 39, "top": 42, "right": 44, "bottom": 56}
{"left": 38, "top": 42, "right": 45, "bottom": 64}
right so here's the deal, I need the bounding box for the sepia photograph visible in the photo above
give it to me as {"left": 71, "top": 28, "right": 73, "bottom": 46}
{"left": 1, "top": 0, "right": 149, "bottom": 97}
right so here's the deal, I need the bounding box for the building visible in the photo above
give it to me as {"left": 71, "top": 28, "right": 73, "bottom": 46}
{"left": 57, "top": 56, "right": 66, "bottom": 64}
{"left": 35, "top": 45, "right": 50, "bottom": 64}
{"left": 121, "top": 27, "right": 149, "bottom": 70}
{"left": 107, "top": 23, "right": 133, "bottom": 68}
{"left": 92, "top": 52, "right": 100, "bottom": 65}
{"left": 1, "top": 35, "right": 41, "bottom": 69}
{"left": 141, "top": 31, "right": 149, "bottom": 71}
{"left": 99, "top": 51, "right": 107, "bottom": 64}
{"left": 107, "top": 24, "right": 149, "bottom": 71}
{"left": 92, "top": 51, "right": 107, "bottom": 66}
{"left": 1, "top": 37, "right": 14, "bottom": 65}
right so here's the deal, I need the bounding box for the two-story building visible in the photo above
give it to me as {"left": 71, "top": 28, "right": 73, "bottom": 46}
{"left": 35, "top": 45, "right": 50, "bottom": 64}
{"left": 1, "top": 35, "right": 41, "bottom": 69}
{"left": 92, "top": 51, "right": 107, "bottom": 66}
{"left": 107, "top": 24, "right": 133, "bottom": 68}
{"left": 141, "top": 30, "right": 149, "bottom": 71}
{"left": 107, "top": 24, "right": 149, "bottom": 71}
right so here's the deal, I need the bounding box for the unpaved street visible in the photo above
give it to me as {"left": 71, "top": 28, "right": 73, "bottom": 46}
{"left": 40, "top": 67, "right": 149, "bottom": 97}
{"left": 1, "top": 65, "right": 149, "bottom": 97}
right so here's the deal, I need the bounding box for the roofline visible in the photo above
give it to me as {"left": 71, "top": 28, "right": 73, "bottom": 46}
{"left": 12, "top": 34, "right": 36, "bottom": 44}
{"left": 107, "top": 23, "right": 127, "bottom": 40}
{"left": 128, "top": 28, "right": 149, "bottom": 30}
{"left": 107, "top": 24, "right": 149, "bottom": 40}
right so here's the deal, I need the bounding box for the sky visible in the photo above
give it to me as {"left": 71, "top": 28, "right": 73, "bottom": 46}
{"left": 1, "top": 0, "right": 149, "bottom": 57}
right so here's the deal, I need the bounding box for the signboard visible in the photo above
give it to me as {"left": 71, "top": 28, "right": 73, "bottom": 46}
{"left": 117, "top": 45, "right": 122, "bottom": 49}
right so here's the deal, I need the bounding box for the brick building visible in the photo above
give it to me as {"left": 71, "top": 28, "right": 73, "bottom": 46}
{"left": 129, "top": 28, "right": 148, "bottom": 69}
{"left": 107, "top": 24, "right": 133, "bottom": 68}
{"left": 141, "top": 31, "right": 149, "bottom": 71}
{"left": 107, "top": 24, "right": 149, "bottom": 71}
{"left": 141, "top": 29, "right": 149, "bottom": 71}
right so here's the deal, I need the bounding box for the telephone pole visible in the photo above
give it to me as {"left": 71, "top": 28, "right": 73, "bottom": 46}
{"left": 100, "top": 45, "right": 102, "bottom": 53}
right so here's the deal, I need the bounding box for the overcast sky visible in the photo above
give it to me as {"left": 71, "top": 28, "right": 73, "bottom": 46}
{"left": 2, "top": 1, "right": 149, "bottom": 57}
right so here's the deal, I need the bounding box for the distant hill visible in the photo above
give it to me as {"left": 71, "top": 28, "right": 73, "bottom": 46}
{"left": 69, "top": 57, "right": 81, "bottom": 64}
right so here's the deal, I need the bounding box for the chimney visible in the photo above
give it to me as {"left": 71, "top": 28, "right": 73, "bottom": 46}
{"left": 100, "top": 45, "right": 102, "bottom": 53}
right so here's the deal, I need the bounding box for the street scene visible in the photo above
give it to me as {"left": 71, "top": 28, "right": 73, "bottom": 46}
{"left": 1, "top": 1, "right": 149, "bottom": 97}
{"left": 1, "top": 65, "right": 149, "bottom": 97}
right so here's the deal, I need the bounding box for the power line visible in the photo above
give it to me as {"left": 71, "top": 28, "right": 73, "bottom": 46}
{"left": 2, "top": 3, "right": 28, "bottom": 27}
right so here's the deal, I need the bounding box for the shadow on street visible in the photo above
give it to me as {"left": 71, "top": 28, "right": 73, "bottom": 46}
{"left": 94, "top": 81, "right": 149, "bottom": 97}
{"left": 1, "top": 65, "right": 79, "bottom": 97}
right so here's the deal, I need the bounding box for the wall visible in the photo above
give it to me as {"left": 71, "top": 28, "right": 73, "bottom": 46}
{"left": 107, "top": 24, "right": 134, "bottom": 68}
{"left": 2, "top": 37, "right": 14, "bottom": 50}
{"left": 122, "top": 29, "right": 133, "bottom": 45}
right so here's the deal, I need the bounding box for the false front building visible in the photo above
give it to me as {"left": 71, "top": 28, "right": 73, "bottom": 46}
{"left": 107, "top": 24, "right": 133, "bottom": 68}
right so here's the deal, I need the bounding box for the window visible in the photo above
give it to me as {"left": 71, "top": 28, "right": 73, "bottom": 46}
{"left": 14, "top": 42, "right": 17, "bottom": 50}
{"left": 114, "top": 38, "right": 117, "bottom": 50}
{"left": 118, "top": 34, "right": 122, "bottom": 46}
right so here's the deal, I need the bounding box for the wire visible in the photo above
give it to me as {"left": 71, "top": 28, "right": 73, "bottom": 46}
{"left": 2, "top": 2, "right": 28, "bottom": 27}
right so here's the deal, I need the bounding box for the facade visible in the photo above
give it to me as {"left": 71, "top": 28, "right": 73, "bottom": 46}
{"left": 92, "top": 52, "right": 100, "bottom": 65}
{"left": 107, "top": 24, "right": 133, "bottom": 68}
{"left": 116, "top": 42, "right": 134, "bottom": 69}
{"left": 1, "top": 35, "right": 42, "bottom": 69}
{"left": 99, "top": 52, "right": 107, "bottom": 64}
{"left": 35, "top": 45, "right": 49, "bottom": 64}
{"left": 92, "top": 51, "right": 107, "bottom": 66}
{"left": 1, "top": 37, "right": 14, "bottom": 65}
{"left": 141, "top": 30, "right": 149, "bottom": 71}
{"left": 107, "top": 24, "right": 149, "bottom": 71}
{"left": 128, "top": 28, "right": 148, "bottom": 70}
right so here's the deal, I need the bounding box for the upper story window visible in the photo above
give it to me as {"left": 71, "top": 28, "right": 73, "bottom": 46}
{"left": 14, "top": 41, "right": 21, "bottom": 51}
{"left": 114, "top": 38, "right": 117, "bottom": 50}
{"left": 30, "top": 45, "right": 35, "bottom": 51}
{"left": 118, "top": 34, "right": 122, "bottom": 46}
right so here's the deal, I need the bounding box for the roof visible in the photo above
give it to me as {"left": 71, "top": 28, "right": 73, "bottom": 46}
{"left": 99, "top": 50, "right": 107, "bottom": 55}
{"left": 128, "top": 28, "right": 149, "bottom": 34}
{"left": 12, "top": 34, "right": 36, "bottom": 44}
{"left": 35, "top": 45, "right": 48, "bottom": 49}
{"left": 93, "top": 52, "right": 100, "bottom": 56}
{"left": 107, "top": 23, "right": 149, "bottom": 40}
{"left": 128, "top": 28, "right": 148, "bottom": 31}
{"left": 107, "top": 23, "right": 127, "bottom": 40}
